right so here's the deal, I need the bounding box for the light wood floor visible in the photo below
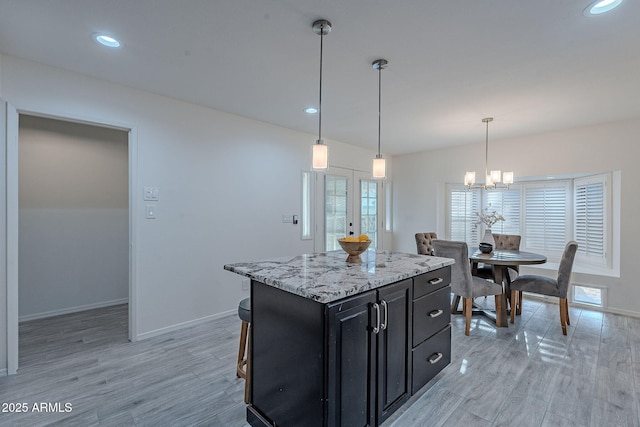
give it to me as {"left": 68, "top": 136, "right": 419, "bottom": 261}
{"left": 1, "top": 299, "right": 639, "bottom": 426}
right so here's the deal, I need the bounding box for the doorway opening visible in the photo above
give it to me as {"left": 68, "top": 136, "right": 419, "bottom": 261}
{"left": 320, "top": 166, "right": 384, "bottom": 252}
{"left": 16, "top": 114, "right": 131, "bottom": 369}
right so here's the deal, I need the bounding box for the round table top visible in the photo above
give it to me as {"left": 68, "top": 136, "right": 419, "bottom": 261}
{"left": 469, "top": 248, "right": 547, "bottom": 266}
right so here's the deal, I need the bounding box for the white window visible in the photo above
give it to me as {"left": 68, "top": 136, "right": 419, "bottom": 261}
{"left": 446, "top": 174, "right": 612, "bottom": 269}
{"left": 483, "top": 186, "right": 521, "bottom": 235}
{"left": 301, "top": 171, "right": 313, "bottom": 239}
{"left": 574, "top": 173, "right": 609, "bottom": 267}
{"left": 522, "top": 181, "right": 571, "bottom": 259}
{"left": 446, "top": 185, "right": 481, "bottom": 246}
{"left": 572, "top": 284, "right": 605, "bottom": 307}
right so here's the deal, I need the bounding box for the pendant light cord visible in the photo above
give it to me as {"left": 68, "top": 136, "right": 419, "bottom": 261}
{"left": 485, "top": 119, "right": 489, "bottom": 179}
{"left": 318, "top": 25, "right": 324, "bottom": 143}
{"left": 377, "top": 63, "right": 382, "bottom": 157}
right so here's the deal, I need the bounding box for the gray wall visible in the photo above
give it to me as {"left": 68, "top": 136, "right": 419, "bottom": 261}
{"left": 18, "top": 115, "right": 128, "bottom": 320}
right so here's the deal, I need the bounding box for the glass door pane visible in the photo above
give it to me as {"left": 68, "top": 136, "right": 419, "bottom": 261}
{"left": 360, "top": 179, "right": 378, "bottom": 249}
{"left": 325, "top": 174, "right": 349, "bottom": 251}
{"left": 322, "top": 168, "right": 382, "bottom": 252}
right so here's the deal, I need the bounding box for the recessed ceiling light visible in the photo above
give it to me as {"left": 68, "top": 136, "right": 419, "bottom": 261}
{"left": 305, "top": 107, "right": 318, "bottom": 114}
{"left": 93, "top": 33, "right": 121, "bottom": 48}
{"left": 584, "top": 0, "right": 623, "bottom": 16}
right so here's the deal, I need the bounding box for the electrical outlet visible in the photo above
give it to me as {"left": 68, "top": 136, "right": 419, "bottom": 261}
{"left": 242, "top": 278, "right": 250, "bottom": 291}
{"left": 282, "top": 215, "right": 293, "bottom": 223}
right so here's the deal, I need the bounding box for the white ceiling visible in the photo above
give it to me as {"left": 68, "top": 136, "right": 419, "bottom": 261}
{"left": 1, "top": 0, "right": 639, "bottom": 155}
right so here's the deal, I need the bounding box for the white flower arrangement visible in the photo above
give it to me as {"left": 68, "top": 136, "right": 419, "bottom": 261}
{"left": 474, "top": 207, "right": 505, "bottom": 229}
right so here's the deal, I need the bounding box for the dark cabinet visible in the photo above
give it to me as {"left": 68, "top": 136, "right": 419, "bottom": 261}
{"left": 326, "top": 279, "right": 412, "bottom": 426}
{"left": 248, "top": 266, "right": 450, "bottom": 427}
{"left": 376, "top": 280, "right": 412, "bottom": 423}
{"left": 326, "top": 290, "right": 377, "bottom": 427}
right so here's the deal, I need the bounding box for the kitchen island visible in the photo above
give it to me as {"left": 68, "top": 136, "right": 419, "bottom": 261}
{"left": 224, "top": 250, "right": 454, "bottom": 427}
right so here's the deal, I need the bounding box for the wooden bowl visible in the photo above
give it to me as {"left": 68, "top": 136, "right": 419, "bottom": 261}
{"left": 337, "top": 239, "right": 371, "bottom": 263}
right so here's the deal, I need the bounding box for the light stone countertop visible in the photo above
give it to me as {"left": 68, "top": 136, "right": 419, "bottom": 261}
{"left": 224, "top": 250, "right": 454, "bottom": 303}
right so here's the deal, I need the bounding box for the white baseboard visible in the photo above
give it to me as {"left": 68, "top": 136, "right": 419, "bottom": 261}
{"left": 18, "top": 298, "right": 129, "bottom": 322}
{"left": 524, "top": 293, "right": 640, "bottom": 319}
{"left": 0, "top": 368, "right": 7, "bottom": 377}
{"left": 135, "top": 309, "right": 236, "bottom": 341}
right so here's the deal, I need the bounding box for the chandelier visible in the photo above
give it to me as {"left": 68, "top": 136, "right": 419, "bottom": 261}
{"left": 465, "top": 117, "right": 513, "bottom": 189}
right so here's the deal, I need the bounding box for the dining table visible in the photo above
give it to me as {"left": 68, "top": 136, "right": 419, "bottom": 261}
{"left": 468, "top": 247, "right": 547, "bottom": 327}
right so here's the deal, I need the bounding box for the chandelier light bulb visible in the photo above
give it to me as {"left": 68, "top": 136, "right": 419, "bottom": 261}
{"left": 503, "top": 171, "right": 514, "bottom": 185}
{"left": 465, "top": 171, "right": 476, "bottom": 186}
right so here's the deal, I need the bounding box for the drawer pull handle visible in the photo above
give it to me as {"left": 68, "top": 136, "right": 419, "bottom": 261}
{"left": 428, "top": 277, "right": 444, "bottom": 285}
{"left": 429, "top": 309, "right": 444, "bottom": 318}
{"left": 380, "top": 300, "right": 388, "bottom": 331}
{"left": 372, "top": 303, "right": 381, "bottom": 334}
{"left": 428, "top": 352, "right": 443, "bottom": 364}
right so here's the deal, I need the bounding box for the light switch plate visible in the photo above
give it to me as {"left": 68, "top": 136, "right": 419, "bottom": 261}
{"left": 144, "top": 187, "right": 159, "bottom": 201}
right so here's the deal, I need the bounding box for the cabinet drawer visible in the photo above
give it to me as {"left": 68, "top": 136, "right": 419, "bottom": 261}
{"left": 413, "top": 267, "right": 451, "bottom": 299}
{"left": 411, "top": 325, "right": 451, "bottom": 394}
{"left": 412, "top": 286, "right": 450, "bottom": 347}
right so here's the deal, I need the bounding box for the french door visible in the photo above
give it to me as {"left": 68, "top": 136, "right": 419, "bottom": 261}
{"left": 321, "top": 167, "right": 381, "bottom": 252}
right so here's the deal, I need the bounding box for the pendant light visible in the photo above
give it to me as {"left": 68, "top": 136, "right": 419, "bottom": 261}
{"left": 372, "top": 59, "right": 388, "bottom": 179}
{"left": 311, "top": 19, "right": 331, "bottom": 170}
{"left": 464, "top": 117, "right": 514, "bottom": 189}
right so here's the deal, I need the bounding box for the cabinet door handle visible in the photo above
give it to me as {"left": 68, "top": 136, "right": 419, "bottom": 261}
{"left": 380, "top": 300, "right": 388, "bottom": 331}
{"left": 428, "top": 352, "right": 443, "bottom": 364}
{"left": 372, "top": 303, "right": 381, "bottom": 334}
{"left": 429, "top": 309, "right": 444, "bottom": 318}
{"left": 428, "top": 277, "right": 444, "bottom": 285}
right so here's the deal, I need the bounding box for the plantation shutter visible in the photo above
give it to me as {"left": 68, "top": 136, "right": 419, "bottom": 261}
{"left": 522, "top": 181, "right": 571, "bottom": 257}
{"left": 483, "top": 186, "right": 521, "bottom": 235}
{"left": 574, "top": 174, "right": 608, "bottom": 265}
{"left": 447, "top": 185, "right": 481, "bottom": 246}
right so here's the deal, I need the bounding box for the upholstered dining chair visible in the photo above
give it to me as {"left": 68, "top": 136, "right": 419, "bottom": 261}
{"left": 474, "top": 233, "right": 522, "bottom": 283}
{"left": 415, "top": 232, "right": 437, "bottom": 256}
{"left": 433, "top": 239, "right": 505, "bottom": 335}
{"left": 509, "top": 241, "right": 578, "bottom": 335}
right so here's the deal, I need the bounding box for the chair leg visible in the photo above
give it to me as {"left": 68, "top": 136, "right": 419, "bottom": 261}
{"left": 463, "top": 297, "right": 472, "bottom": 336}
{"left": 451, "top": 295, "right": 461, "bottom": 314}
{"left": 244, "top": 324, "right": 251, "bottom": 403}
{"left": 565, "top": 298, "right": 571, "bottom": 325}
{"left": 517, "top": 291, "right": 523, "bottom": 315}
{"left": 237, "top": 321, "right": 248, "bottom": 379}
{"left": 494, "top": 294, "right": 506, "bottom": 327}
{"left": 510, "top": 290, "right": 517, "bottom": 324}
{"left": 504, "top": 272, "right": 512, "bottom": 311}
{"left": 559, "top": 298, "right": 568, "bottom": 335}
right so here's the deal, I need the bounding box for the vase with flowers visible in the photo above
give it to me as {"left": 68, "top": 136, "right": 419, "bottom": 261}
{"left": 474, "top": 207, "right": 505, "bottom": 248}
